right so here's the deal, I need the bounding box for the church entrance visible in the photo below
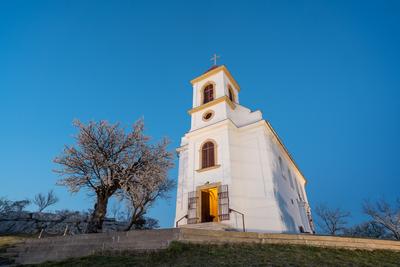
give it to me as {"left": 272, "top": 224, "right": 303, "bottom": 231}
{"left": 200, "top": 187, "right": 219, "bottom": 223}
{"left": 187, "top": 182, "right": 230, "bottom": 224}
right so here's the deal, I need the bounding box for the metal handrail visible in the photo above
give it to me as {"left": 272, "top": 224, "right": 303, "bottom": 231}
{"left": 229, "top": 208, "right": 246, "bottom": 232}
{"left": 175, "top": 215, "right": 188, "bottom": 228}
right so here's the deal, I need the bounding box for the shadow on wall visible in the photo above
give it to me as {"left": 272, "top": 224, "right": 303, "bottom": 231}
{"left": 271, "top": 156, "right": 297, "bottom": 233}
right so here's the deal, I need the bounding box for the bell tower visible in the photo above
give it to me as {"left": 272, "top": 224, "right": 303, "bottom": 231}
{"left": 188, "top": 65, "right": 240, "bottom": 132}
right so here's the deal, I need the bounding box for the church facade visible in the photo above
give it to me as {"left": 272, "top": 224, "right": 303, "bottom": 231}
{"left": 174, "top": 65, "right": 314, "bottom": 233}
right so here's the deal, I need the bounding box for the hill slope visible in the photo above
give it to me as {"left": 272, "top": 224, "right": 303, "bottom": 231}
{"left": 33, "top": 241, "right": 400, "bottom": 267}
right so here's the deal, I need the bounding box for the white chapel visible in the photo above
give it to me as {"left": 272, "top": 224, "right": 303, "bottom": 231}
{"left": 174, "top": 62, "right": 315, "bottom": 233}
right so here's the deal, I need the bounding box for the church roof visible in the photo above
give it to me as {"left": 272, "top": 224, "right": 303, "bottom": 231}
{"left": 190, "top": 65, "right": 241, "bottom": 92}
{"left": 203, "top": 64, "right": 220, "bottom": 74}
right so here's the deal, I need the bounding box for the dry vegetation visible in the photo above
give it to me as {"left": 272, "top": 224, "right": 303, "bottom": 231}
{"left": 0, "top": 235, "right": 26, "bottom": 265}
{"left": 32, "top": 241, "right": 400, "bottom": 267}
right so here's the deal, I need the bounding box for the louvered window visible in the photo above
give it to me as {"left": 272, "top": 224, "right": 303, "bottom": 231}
{"left": 203, "top": 84, "right": 214, "bottom": 104}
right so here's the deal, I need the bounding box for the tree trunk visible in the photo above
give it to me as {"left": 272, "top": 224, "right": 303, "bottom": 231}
{"left": 393, "top": 231, "right": 400, "bottom": 240}
{"left": 87, "top": 193, "right": 109, "bottom": 233}
{"left": 125, "top": 213, "right": 139, "bottom": 231}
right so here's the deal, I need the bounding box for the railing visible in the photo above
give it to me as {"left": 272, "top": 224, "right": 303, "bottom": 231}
{"left": 229, "top": 208, "right": 245, "bottom": 232}
{"left": 175, "top": 215, "right": 188, "bottom": 228}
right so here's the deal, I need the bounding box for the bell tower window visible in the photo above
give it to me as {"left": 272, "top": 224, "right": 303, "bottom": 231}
{"left": 203, "top": 84, "right": 214, "bottom": 104}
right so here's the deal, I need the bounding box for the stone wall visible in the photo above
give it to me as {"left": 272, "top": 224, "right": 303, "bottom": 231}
{"left": 0, "top": 211, "right": 126, "bottom": 236}
{"left": 6, "top": 228, "right": 400, "bottom": 265}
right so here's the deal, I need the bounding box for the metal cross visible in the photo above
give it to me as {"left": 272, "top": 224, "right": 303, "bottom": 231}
{"left": 210, "top": 53, "right": 220, "bottom": 66}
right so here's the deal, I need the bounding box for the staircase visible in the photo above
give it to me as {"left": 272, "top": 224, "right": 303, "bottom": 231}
{"left": 179, "top": 222, "right": 237, "bottom": 231}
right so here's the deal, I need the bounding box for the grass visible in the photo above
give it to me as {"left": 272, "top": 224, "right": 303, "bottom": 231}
{"left": 0, "top": 236, "right": 24, "bottom": 247}
{"left": 30, "top": 241, "right": 400, "bottom": 267}
{"left": 0, "top": 235, "right": 26, "bottom": 265}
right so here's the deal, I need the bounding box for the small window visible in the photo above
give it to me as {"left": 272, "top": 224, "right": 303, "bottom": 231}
{"left": 228, "top": 86, "right": 235, "bottom": 102}
{"left": 295, "top": 180, "right": 301, "bottom": 199}
{"left": 278, "top": 156, "right": 286, "bottom": 180}
{"left": 201, "top": 141, "right": 216, "bottom": 169}
{"left": 299, "top": 183, "right": 306, "bottom": 200}
{"left": 202, "top": 110, "right": 214, "bottom": 121}
{"left": 203, "top": 84, "right": 214, "bottom": 104}
{"left": 288, "top": 169, "right": 295, "bottom": 189}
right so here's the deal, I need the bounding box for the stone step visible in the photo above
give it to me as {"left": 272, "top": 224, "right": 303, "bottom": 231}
{"left": 179, "top": 228, "right": 256, "bottom": 239}
{"left": 179, "top": 222, "right": 236, "bottom": 231}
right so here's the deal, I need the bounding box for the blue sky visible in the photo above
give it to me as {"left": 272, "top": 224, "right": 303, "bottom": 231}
{"left": 0, "top": 0, "right": 399, "bottom": 228}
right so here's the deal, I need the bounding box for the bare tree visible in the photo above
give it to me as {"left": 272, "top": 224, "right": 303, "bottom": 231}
{"left": 130, "top": 216, "right": 159, "bottom": 230}
{"left": 0, "top": 197, "right": 30, "bottom": 214}
{"left": 0, "top": 197, "right": 12, "bottom": 213}
{"left": 12, "top": 200, "right": 30, "bottom": 212}
{"left": 54, "top": 119, "right": 174, "bottom": 233}
{"left": 363, "top": 198, "right": 400, "bottom": 240}
{"left": 314, "top": 204, "right": 350, "bottom": 235}
{"left": 343, "top": 221, "right": 388, "bottom": 239}
{"left": 121, "top": 139, "right": 174, "bottom": 231}
{"left": 33, "top": 190, "right": 59, "bottom": 212}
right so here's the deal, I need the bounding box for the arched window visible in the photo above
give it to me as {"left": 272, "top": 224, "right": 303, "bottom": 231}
{"left": 201, "top": 141, "right": 215, "bottom": 168}
{"left": 203, "top": 84, "right": 214, "bottom": 104}
{"left": 228, "top": 86, "right": 235, "bottom": 102}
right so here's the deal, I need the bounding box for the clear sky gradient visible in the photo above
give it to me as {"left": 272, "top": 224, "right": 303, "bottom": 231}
{"left": 1, "top": 0, "right": 399, "bottom": 228}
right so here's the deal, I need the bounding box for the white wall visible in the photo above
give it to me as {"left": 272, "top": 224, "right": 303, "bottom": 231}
{"left": 228, "top": 123, "right": 283, "bottom": 232}
{"left": 190, "top": 102, "right": 228, "bottom": 131}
